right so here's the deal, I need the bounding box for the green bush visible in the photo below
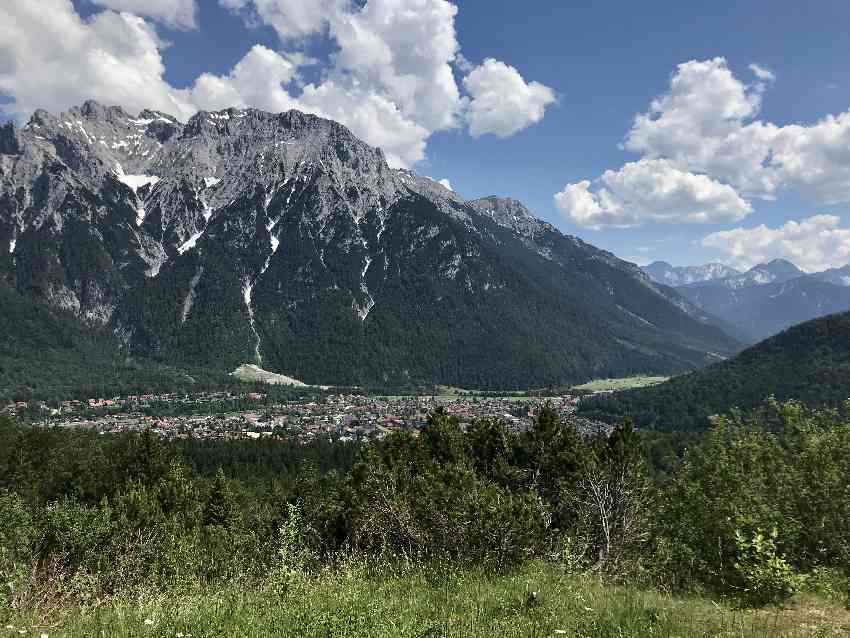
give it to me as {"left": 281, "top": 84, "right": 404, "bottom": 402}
{"left": 733, "top": 528, "right": 801, "bottom": 607}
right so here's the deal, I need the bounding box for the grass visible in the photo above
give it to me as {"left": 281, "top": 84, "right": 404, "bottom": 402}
{"left": 572, "top": 376, "right": 669, "bottom": 394}
{"left": 7, "top": 563, "right": 849, "bottom": 637}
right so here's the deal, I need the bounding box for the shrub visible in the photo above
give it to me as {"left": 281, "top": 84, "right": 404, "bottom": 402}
{"left": 733, "top": 528, "right": 801, "bottom": 607}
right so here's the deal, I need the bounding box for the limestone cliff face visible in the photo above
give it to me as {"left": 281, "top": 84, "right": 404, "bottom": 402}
{"left": 0, "top": 101, "right": 738, "bottom": 388}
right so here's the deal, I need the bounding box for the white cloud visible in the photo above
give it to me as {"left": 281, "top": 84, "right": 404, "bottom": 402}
{"left": 702, "top": 215, "right": 850, "bottom": 272}
{"left": 214, "top": 0, "right": 554, "bottom": 164}
{"left": 220, "top": 0, "right": 464, "bottom": 133}
{"left": 438, "top": 178, "right": 453, "bottom": 191}
{"left": 555, "top": 159, "right": 751, "bottom": 230}
{"left": 330, "top": 0, "right": 463, "bottom": 132}
{"left": 463, "top": 58, "right": 556, "bottom": 137}
{"left": 91, "top": 0, "right": 198, "bottom": 29}
{"left": 623, "top": 57, "right": 777, "bottom": 198}
{"left": 299, "top": 80, "right": 429, "bottom": 168}
{"left": 624, "top": 57, "right": 850, "bottom": 203}
{"left": 558, "top": 56, "right": 850, "bottom": 231}
{"left": 749, "top": 63, "right": 776, "bottom": 82}
{"left": 0, "top": 0, "right": 195, "bottom": 120}
{"left": 219, "top": 0, "right": 341, "bottom": 40}
{"left": 1, "top": 0, "right": 554, "bottom": 170}
{"left": 454, "top": 52, "right": 474, "bottom": 74}
{"left": 187, "top": 45, "right": 300, "bottom": 113}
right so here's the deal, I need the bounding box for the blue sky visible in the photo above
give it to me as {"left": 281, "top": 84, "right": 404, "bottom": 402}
{"left": 4, "top": 0, "right": 850, "bottom": 271}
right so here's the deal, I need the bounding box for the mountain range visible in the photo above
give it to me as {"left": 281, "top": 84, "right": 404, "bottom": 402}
{"left": 0, "top": 101, "right": 738, "bottom": 396}
{"left": 643, "top": 261, "right": 742, "bottom": 287}
{"left": 643, "top": 259, "right": 850, "bottom": 343}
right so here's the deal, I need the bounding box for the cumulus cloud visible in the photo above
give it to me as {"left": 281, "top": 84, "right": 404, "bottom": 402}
{"left": 91, "top": 0, "right": 198, "bottom": 29}
{"left": 555, "top": 159, "right": 751, "bottom": 230}
{"left": 217, "top": 0, "right": 464, "bottom": 158}
{"left": 223, "top": 1, "right": 554, "bottom": 141}
{"left": 299, "top": 80, "right": 430, "bottom": 167}
{"left": 187, "top": 45, "right": 300, "bottom": 112}
{"left": 701, "top": 215, "right": 850, "bottom": 272}
{"left": 625, "top": 57, "right": 850, "bottom": 203}
{"left": 623, "top": 57, "right": 777, "bottom": 198}
{"left": 558, "top": 56, "right": 850, "bottom": 228}
{"left": 463, "top": 59, "right": 556, "bottom": 137}
{"left": 331, "top": 0, "right": 464, "bottom": 132}
{"left": 1, "top": 0, "right": 553, "bottom": 169}
{"left": 0, "top": 0, "right": 195, "bottom": 119}
{"left": 219, "top": 0, "right": 340, "bottom": 40}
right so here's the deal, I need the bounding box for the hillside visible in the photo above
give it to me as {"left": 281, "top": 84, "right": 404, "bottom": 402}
{"left": 0, "top": 282, "right": 210, "bottom": 400}
{"left": 0, "top": 102, "right": 738, "bottom": 391}
{"left": 578, "top": 311, "right": 850, "bottom": 431}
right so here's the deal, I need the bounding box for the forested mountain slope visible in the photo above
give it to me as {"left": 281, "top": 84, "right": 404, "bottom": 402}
{"left": 1, "top": 102, "right": 739, "bottom": 390}
{"left": 579, "top": 311, "right": 850, "bottom": 431}
{"left": 0, "top": 281, "right": 205, "bottom": 400}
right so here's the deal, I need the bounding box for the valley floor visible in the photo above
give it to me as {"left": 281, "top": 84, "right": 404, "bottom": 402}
{"left": 8, "top": 563, "right": 850, "bottom": 638}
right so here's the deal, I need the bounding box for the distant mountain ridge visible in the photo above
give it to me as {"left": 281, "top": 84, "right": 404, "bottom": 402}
{"left": 681, "top": 259, "right": 805, "bottom": 290}
{"left": 642, "top": 258, "right": 850, "bottom": 344}
{"left": 0, "top": 101, "right": 738, "bottom": 394}
{"left": 644, "top": 261, "right": 741, "bottom": 287}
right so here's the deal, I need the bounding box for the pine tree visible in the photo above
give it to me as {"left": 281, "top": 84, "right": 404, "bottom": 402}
{"left": 203, "top": 467, "right": 239, "bottom": 528}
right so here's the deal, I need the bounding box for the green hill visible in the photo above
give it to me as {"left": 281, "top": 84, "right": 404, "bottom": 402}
{"left": 578, "top": 311, "right": 850, "bottom": 431}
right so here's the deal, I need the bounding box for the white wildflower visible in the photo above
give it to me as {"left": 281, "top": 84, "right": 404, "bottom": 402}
{"left": 143, "top": 619, "right": 154, "bottom": 626}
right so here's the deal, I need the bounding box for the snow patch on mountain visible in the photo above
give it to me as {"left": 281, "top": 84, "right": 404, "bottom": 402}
{"left": 178, "top": 230, "right": 205, "bottom": 255}
{"left": 115, "top": 169, "right": 160, "bottom": 193}
{"left": 181, "top": 266, "right": 204, "bottom": 324}
{"left": 242, "top": 278, "right": 262, "bottom": 366}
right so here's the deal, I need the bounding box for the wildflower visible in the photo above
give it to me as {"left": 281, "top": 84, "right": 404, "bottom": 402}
{"left": 143, "top": 619, "right": 154, "bottom": 626}
{"left": 41, "top": 634, "right": 49, "bottom": 638}
{"left": 554, "top": 631, "right": 567, "bottom": 635}
{"left": 583, "top": 606, "right": 593, "bottom": 612}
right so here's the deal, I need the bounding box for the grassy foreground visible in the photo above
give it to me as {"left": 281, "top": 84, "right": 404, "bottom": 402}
{"left": 7, "top": 563, "right": 849, "bottom": 638}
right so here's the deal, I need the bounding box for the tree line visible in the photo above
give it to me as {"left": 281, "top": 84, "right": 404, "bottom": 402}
{"left": 1, "top": 399, "right": 848, "bottom": 613}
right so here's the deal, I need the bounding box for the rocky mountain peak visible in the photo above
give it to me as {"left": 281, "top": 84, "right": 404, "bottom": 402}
{"left": 644, "top": 261, "right": 742, "bottom": 287}
{"left": 469, "top": 195, "right": 551, "bottom": 238}
{"left": 0, "top": 100, "right": 739, "bottom": 389}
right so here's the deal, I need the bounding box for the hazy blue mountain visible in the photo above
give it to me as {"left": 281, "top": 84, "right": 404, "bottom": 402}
{"left": 643, "top": 261, "right": 740, "bottom": 287}
{"left": 811, "top": 264, "right": 850, "bottom": 287}
{"left": 671, "top": 259, "right": 850, "bottom": 343}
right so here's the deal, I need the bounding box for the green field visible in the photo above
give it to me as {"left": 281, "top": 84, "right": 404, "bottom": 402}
{"left": 7, "top": 563, "right": 849, "bottom": 638}
{"left": 572, "top": 376, "right": 669, "bottom": 393}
